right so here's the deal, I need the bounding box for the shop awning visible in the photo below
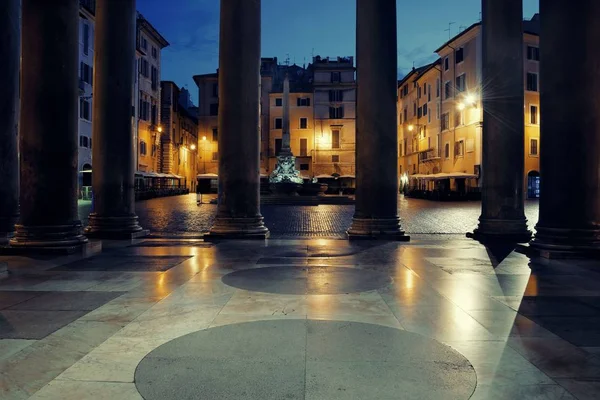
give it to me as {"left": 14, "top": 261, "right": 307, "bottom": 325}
{"left": 410, "top": 172, "right": 478, "bottom": 180}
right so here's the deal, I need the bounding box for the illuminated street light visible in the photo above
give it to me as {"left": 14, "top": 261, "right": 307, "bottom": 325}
{"left": 457, "top": 102, "right": 466, "bottom": 111}
{"left": 202, "top": 136, "right": 207, "bottom": 141}
{"left": 464, "top": 93, "right": 477, "bottom": 106}
{"left": 157, "top": 126, "right": 163, "bottom": 133}
{"left": 190, "top": 144, "right": 196, "bottom": 151}
{"left": 408, "top": 125, "right": 414, "bottom": 132}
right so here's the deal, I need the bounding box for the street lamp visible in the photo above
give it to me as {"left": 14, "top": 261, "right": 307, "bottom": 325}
{"left": 190, "top": 144, "right": 196, "bottom": 151}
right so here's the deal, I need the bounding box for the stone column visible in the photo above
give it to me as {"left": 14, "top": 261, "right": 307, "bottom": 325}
{"left": 206, "top": 0, "right": 268, "bottom": 239}
{"left": 10, "top": 0, "right": 88, "bottom": 250}
{"left": 84, "top": 0, "right": 147, "bottom": 239}
{"left": 530, "top": 0, "right": 600, "bottom": 256}
{"left": 470, "top": 0, "right": 531, "bottom": 243}
{"left": 348, "top": 0, "right": 408, "bottom": 240}
{"left": 0, "top": 0, "right": 20, "bottom": 245}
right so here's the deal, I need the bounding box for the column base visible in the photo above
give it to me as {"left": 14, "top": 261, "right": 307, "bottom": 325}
{"left": 469, "top": 218, "right": 532, "bottom": 243}
{"left": 84, "top": 214, "right": 149, "bottom": 240}
{"left": 526, "top": 225, "right": 600, "bottom": 259}
{"left": 7, "top": 223, "right": 89, "bottom": 254}
{"left": 204, "top": 216, "right": 270, "bottom": 240}
{"left": 347, "top": 217, "right": 410, "bottom": 241}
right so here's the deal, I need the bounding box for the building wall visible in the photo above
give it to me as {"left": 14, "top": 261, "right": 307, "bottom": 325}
{"left": 195, "top": 76, "right": 219, "bottom": 175}
{"left": 399, "top": 23, "right": 540, "bottom": 196}
{"left": 77, "top": 7, "right": 94, "bottom": 174}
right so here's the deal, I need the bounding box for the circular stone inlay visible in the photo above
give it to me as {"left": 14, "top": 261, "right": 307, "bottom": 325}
{"left": 221, "top": 266, "right": 392, "bottom": 295}
{"left": 135, "top": 320, "right": 477, "bottom": 400}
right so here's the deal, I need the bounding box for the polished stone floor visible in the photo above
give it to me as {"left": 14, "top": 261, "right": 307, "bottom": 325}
{"left": 1, "top": 236, "right": 599, "bottom": 399}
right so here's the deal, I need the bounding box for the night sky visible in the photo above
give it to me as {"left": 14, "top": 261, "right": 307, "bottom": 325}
{"left": 137, "top": 0, "right": 539, "bottom": 103}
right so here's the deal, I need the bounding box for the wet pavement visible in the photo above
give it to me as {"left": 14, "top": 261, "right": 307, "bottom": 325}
{"left": 78, "top": 194, "right": 540, "bottom": 237}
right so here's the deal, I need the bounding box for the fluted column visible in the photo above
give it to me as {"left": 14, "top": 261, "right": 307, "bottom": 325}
{"left": 348, "top": 0, "right": 408, "bottom": 240}
{"left": 0, "top": 0, "right": 20, "bottom": 245}
{"left": 206, "top": 0, "right": 268, "bottom": 239}
{"left": 10, "top": 0, "right": 88, "bottom": 249}
{"left": 530, "top": 0, "right": 600, "bottom": 256}
{"left": 470, "top": 0, "right": 531, "bottom": 243}
{"left": 84, "top": 0, "right": 147, "bottom": 239}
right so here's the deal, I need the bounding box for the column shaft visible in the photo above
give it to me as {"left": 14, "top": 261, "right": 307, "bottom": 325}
{"left": 531, "top": 0, "right": 600, "bottom": 254}
{"left": 84, "top": 0, "right": 146, "bottom": 239}
{"left": 471, "top": 0, "right": 531, "bottom": 242}
{"left": 348, "top": 0, "right": 408, "bottom": 240}
{"left": 0, "top": 0, "right": 20, "bottom": 244}
{"left": 11, "top": 0, "right": 87, "bottom": 248}
{"left": 207, "top": 0, "right": 268, "bottom": 239}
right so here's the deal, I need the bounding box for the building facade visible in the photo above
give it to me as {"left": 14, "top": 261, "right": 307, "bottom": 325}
{"left": 193, "top": 56, "right": 357, "bottom": 184}
{"left": 135, "top": 13, "right": 169, "bottom": 174}
{"left": 160, "top": 81, "right": 199, "bottom": 191}
{"left": 398, "top": 15, "right": 540, "bottom": 198}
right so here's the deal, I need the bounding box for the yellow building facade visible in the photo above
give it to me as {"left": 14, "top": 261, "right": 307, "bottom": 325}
{"left": 399, "top": 16, "right": 540, "bottom": 198}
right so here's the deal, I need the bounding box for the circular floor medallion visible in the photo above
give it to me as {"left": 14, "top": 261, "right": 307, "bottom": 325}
{"left": 135, "top": 320, "right": 476, "bottom": 400}
{"left": 221, "top": 266, "right": 392, "bottom": 295}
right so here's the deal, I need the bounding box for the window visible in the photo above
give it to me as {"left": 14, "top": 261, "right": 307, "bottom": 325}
{"left": 527, "top": 46, "right": 539, "bottom": 61}
{"left": 83, "top": 23, "right": 90, "bottom": 56}
{"left": 140, "top": 140, "right": 147, "bottom": 155}
{"left": 332, "top": 155, "right": 340, "bottom": 163}
{"left": 455, "top": 47, "right": 464, "bottom": 64}
{"left": 329, "top": 90, "right": 343, "bottom": 102}
{"left": 403, "top": 138, "right": 407, "bottom": 156}
{"left": 436, "top": 78, "right": 440, "bottom": 98}
{"left": 403, "top": 107, "right": 408, "bottom": 122}
{"left": 455, "top": 74, "right": 466, "bottom": 92}
{"left": 530, "top": 138, "right": 538, "bottom": 155}
{"left": 140, "top": 36, "right": 147, "bottom": 51}
{"left": 329, "top": 106, "right": 344, "bottom": 119}
{"left": 413, "top": 102, "right": 417, "bottom": 117}
{"left": 79, "top": 98, "right": 91, "bottom": 121}
{"left": 441, "top": 112, "right": 450, "bottom": 130}
{"left": 151, "top": 104, "right": 157, "bottom": 125}
{"left": 275, "top": 139, "right": 282, "bottom": 156}
{"left": 530, "top": 105, "right": 539, "bottom": 125}
{"left": 212, "top": 83, "right": 218, "bottom": 98}
{"left": 331, "top": 72, "right": 341, "bottom": 83}
{"left": 300, "top": 138, "right": 308, "bottom": 156}
{"left": 209, "top": 103, "right": 218, "bottom": 116}
{"left": 79, "top": 135, "right": 89, "bottom": 148}
{"left": 444, "top": 143, "right": 450, "bottom": 159}
{"left": 444, "top": 57, "right": 449, "bottom": 71}
{"left": 428, "top": 85, "right": 431, "bottom": 102}
{"left": 417, "top": 107, "right": 422, "bottom": 119}
{"left": 212, "top": 127, "right": 218, "bottom": 142}
{"left": 151, "top": 66, "right": 158, "bottom": 90}
{"left": 297, "top": 97, "right": 311, "bottom": 107}
{"left": 80, "top": 62, "right": 93, "bottom": 84}
{"left": 212, "top": 152, "right": 218, "bottom": 161}
{"left": 275, "top": 118, "right": 282, "bottom": 129}
{"left": 423, "top": 84, "right": 427, "bottom": 95}
{"left": 151, "top": 46, "right": 157, "bottom": 59}
{"left": 423, "top": 103, "right": 428, "bottom": 116}
{"left": 428, "top": 110, "right": 431, "bottom": 124}
{"left": 300, "top": 118, "right": 308, "bottom": 129}
{"left": 139, "top": 58, "right": 149, "bottom": 77}
{"left": 300, "top": 163, "right": 309, "bottom": 170}
{"left": 275, "top": 98, "right": 282, "bottom": 107}
{"left": 402, "top": 85, "right": 408, "bottom": 97}
{"left": 332, "top": 129, "right": 340, "bottom": 149}
{"left": 454, "top": 110, "right": 464, "bottom": 127}
{"left": 455, "top": 139, "right": 465, "bottom": 157}
{"left": 436, "top": 104, "right": 440, "bottom": 120}
{"left": 445, "top": 81, "right": 452, "bottom": 99}
{"left": 527, "top": 72, "right": 538, "bottom": 92}
{"left": 417, "top": 86, "right": 421, "bottom": 99}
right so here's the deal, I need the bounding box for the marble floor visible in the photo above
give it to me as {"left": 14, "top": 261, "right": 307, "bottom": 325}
{"left": 0, "top": 236, "right": 599, "bottom": 399}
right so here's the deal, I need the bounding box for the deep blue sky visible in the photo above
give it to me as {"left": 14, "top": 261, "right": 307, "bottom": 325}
{"left": 137, "top": 0, "right": 539, "bottom": 103}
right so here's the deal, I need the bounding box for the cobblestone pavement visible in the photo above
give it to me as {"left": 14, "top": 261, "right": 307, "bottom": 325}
{"left": 78, "top": 194, "right": 540, "bottom": 237}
